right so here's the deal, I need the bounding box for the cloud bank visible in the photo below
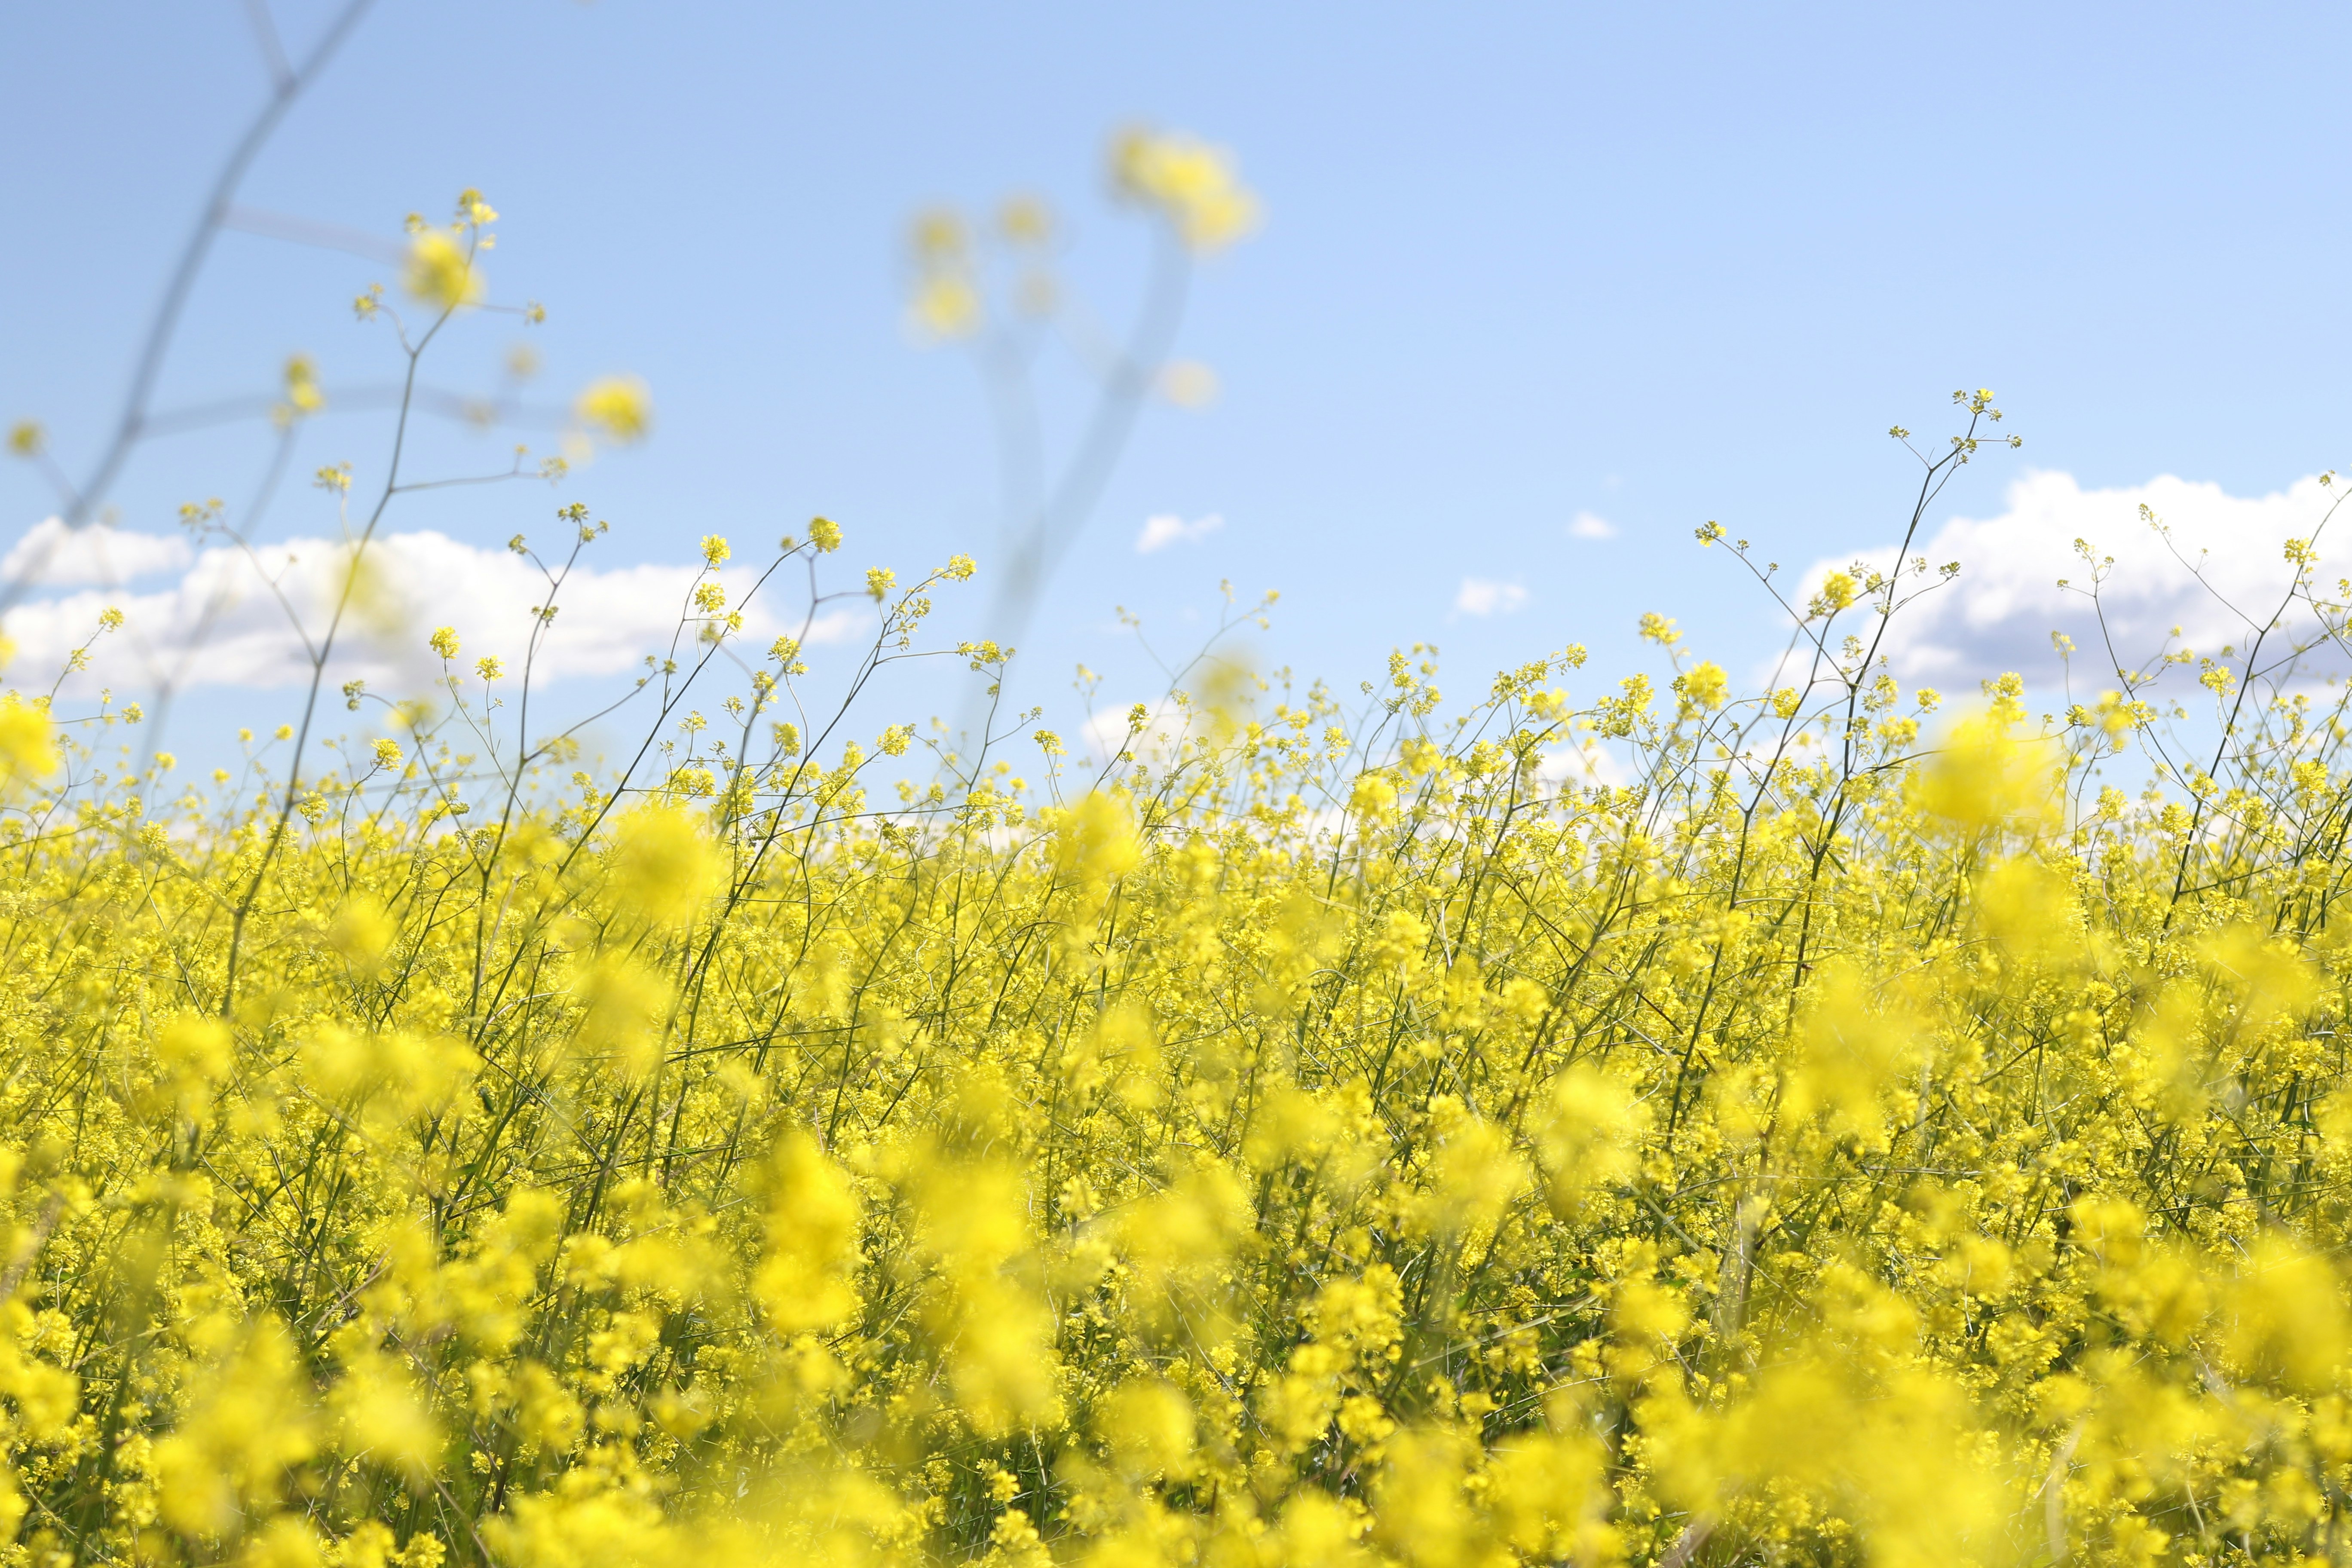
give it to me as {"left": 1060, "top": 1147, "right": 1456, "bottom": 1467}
{"left": 1805, "top": 470, "right": 2344, "bottom": 685}
{"left": 3, "top": 518, "right": 193, "bottom": 586}
{"left": 0, "top": 520, "right": 866, "bottom": 697}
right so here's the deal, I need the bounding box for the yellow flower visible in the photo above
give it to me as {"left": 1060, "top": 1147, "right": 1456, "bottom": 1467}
{"left": 1912, "top": 708, "right": 2058, "bottom": 833}
{"left": 1680, "top": 660, "right": 1728, "bottom": 712}
{"left": 0, "top": 699, "right": 55, "bottom": 784}
{"left": 403, "top": 229, "right": 484, "bottom": 310}
{"left": 1160, "top": 360, "right": 1220, "bottom": 407}
{"left": 910, "top": 273, "right": 981, "bottom": 339}
{"left": 998, "top": 194, "right": 1053, "bottom": 246}
{"left": 1813, "top": 570, "right": 1859, "bottom": 616}
{"left": 607, "top": 806, "right": 722, "bottom": 927}
{"left": 576, "top": 375, "right": 653, "bottom": 443}
{"left": 282, "top": 353, "right": 325, "bottom": 417}
{"left": 1351, "top": 771, "right": 1399, "bottom": 820}
{"left": 907, "top": 207, "right": 969, "bottom": 266}
{"left": 754, "top": 1133, "right": 862, "bottom": 1333}
{"left": 1054, "top": 792, "right": 1139, "bottom": 883}
{"left": 1111, "top": 127, "right": 1262, "bottom": 251}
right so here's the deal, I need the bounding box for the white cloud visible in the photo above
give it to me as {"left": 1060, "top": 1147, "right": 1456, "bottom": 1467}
{"left": 1538, "top": 739, "right": 1630, "bottom": 791}
{"left": 1455, "top": 577, "right": 1529, "bottom": 617}
{"left": 1081, "top": 697, "right": 1192, "bottom": 766}
{"left": 3, "top": 516, "right": 192, "bottom": 585}
{"left": 1807, "top": 469, "right": 2348, "bottom": 686}
{"left": 1135, "top": 512, "right": 1224, "bottom": 554}
{"left": 0, "top": 525, "right": 867, "bottom": 696}
{"left": 1568, "top": 511, "right": 1618, "bottom": 540}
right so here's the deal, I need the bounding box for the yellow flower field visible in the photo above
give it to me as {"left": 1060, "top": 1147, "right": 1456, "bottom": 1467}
{"left": 7, "top": 384, "right": 2352, "bottom": 1568}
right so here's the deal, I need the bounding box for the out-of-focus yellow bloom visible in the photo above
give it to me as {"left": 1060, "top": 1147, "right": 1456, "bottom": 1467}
{"left": 607, "top": 805, "right": 722, "bottom": 929}
{"left": 1416, "top": 1103, "right": 1526, "bottom": 1237}
{"left": 403, "top": 229, "right": 484, "bottom": 310}
{"left": 151, "top": 1319, "right": 318, "bottom": 1537}
{"left": 567, "top": 955, "right": 672, "bottom": 1081}
{"left": 1158, "top": 360, "right": 1219, "bottom": 407}
{"left": 332, "top": 1358, "right": 441, "bottom": 1487}
{"left": 910, "top": 273, "right": 981, "bottom": 339}
{"left": 154, "top": 1014, "right": 233, "bottom": 1106}
{"left": 1781, "top": 962, "right": 1922, "bottom": 1147}
{"left": 0, "top": 698, "right": 55, "bottom": 784}
{"left": 1913, "top": 702, "right": 2059, "bottom": 832}
{"left": 1110, "top": 128, "right": 1261, "bottom": 251}
{"left": 281, "top": 353, "right": 325, "bottom": 418}
{"left": 998, "top": 195, "right": 1053, "bottom": 246}
{"left": 575, "top": 374, "right": 652, "bottom": 443}
{"left": 1535, "top": 1065, "right": 1639, "bottom": 1211}
{"left": 1098, "top": 1379, "right": 1196, "bottom": 1481}
{"left": 325, "top": 896, "right": 395, "bottom": 976}
{"left": 908, "top": 207, "right": 968, "bottom": 266}
{"left": 906, "top": 208, "right": 984, "bottom": 339}
{"left": 755, "top": 1133, "right": 861, "bottom": 1334}
{"left": 1054, "top": 791, "right": 1139, "bottom": 884}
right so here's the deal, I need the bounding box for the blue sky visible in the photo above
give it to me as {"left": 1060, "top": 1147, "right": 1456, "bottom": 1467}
{"left": 5, "top": 1, "right": 2349, "bottom": 765}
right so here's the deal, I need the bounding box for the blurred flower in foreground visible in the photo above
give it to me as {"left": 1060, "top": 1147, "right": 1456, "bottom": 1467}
{"left": 576, "top": 375, "right": 653, "bottom": 444}
{"left": 1111, "top": 127, "right": 1261, "bottom": 251}
{"left": 403, "top": 230, "right": 483, "bottom": 311}
{"left": 911, "top": 273, "right": 981, "bottom": 339}
{"left": 997, "top": 194, "right": 1053, "bottom": 247}
{"left": 0, "top": 698, "right": 55, "bottom": 785}
{"left": 906, "top": 208, "right": 982, "bottom": 340}
{"left": 398, "top": 188, "right": 497, "bottom": 312}
{"left": 1159, "top": 360, "right": 1219, "bottom": 407}
{"left": 274, "top": 354, "right": 324, "bottom": 427}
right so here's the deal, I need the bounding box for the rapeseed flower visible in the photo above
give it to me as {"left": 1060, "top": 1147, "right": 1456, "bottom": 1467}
{"left": 403, "top": 229, "right": 483, "bottom": 310}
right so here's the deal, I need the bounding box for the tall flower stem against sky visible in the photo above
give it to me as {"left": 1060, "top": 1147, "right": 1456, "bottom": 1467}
{"left": 2, "top": 0, "right": 376, "bottom": 612}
